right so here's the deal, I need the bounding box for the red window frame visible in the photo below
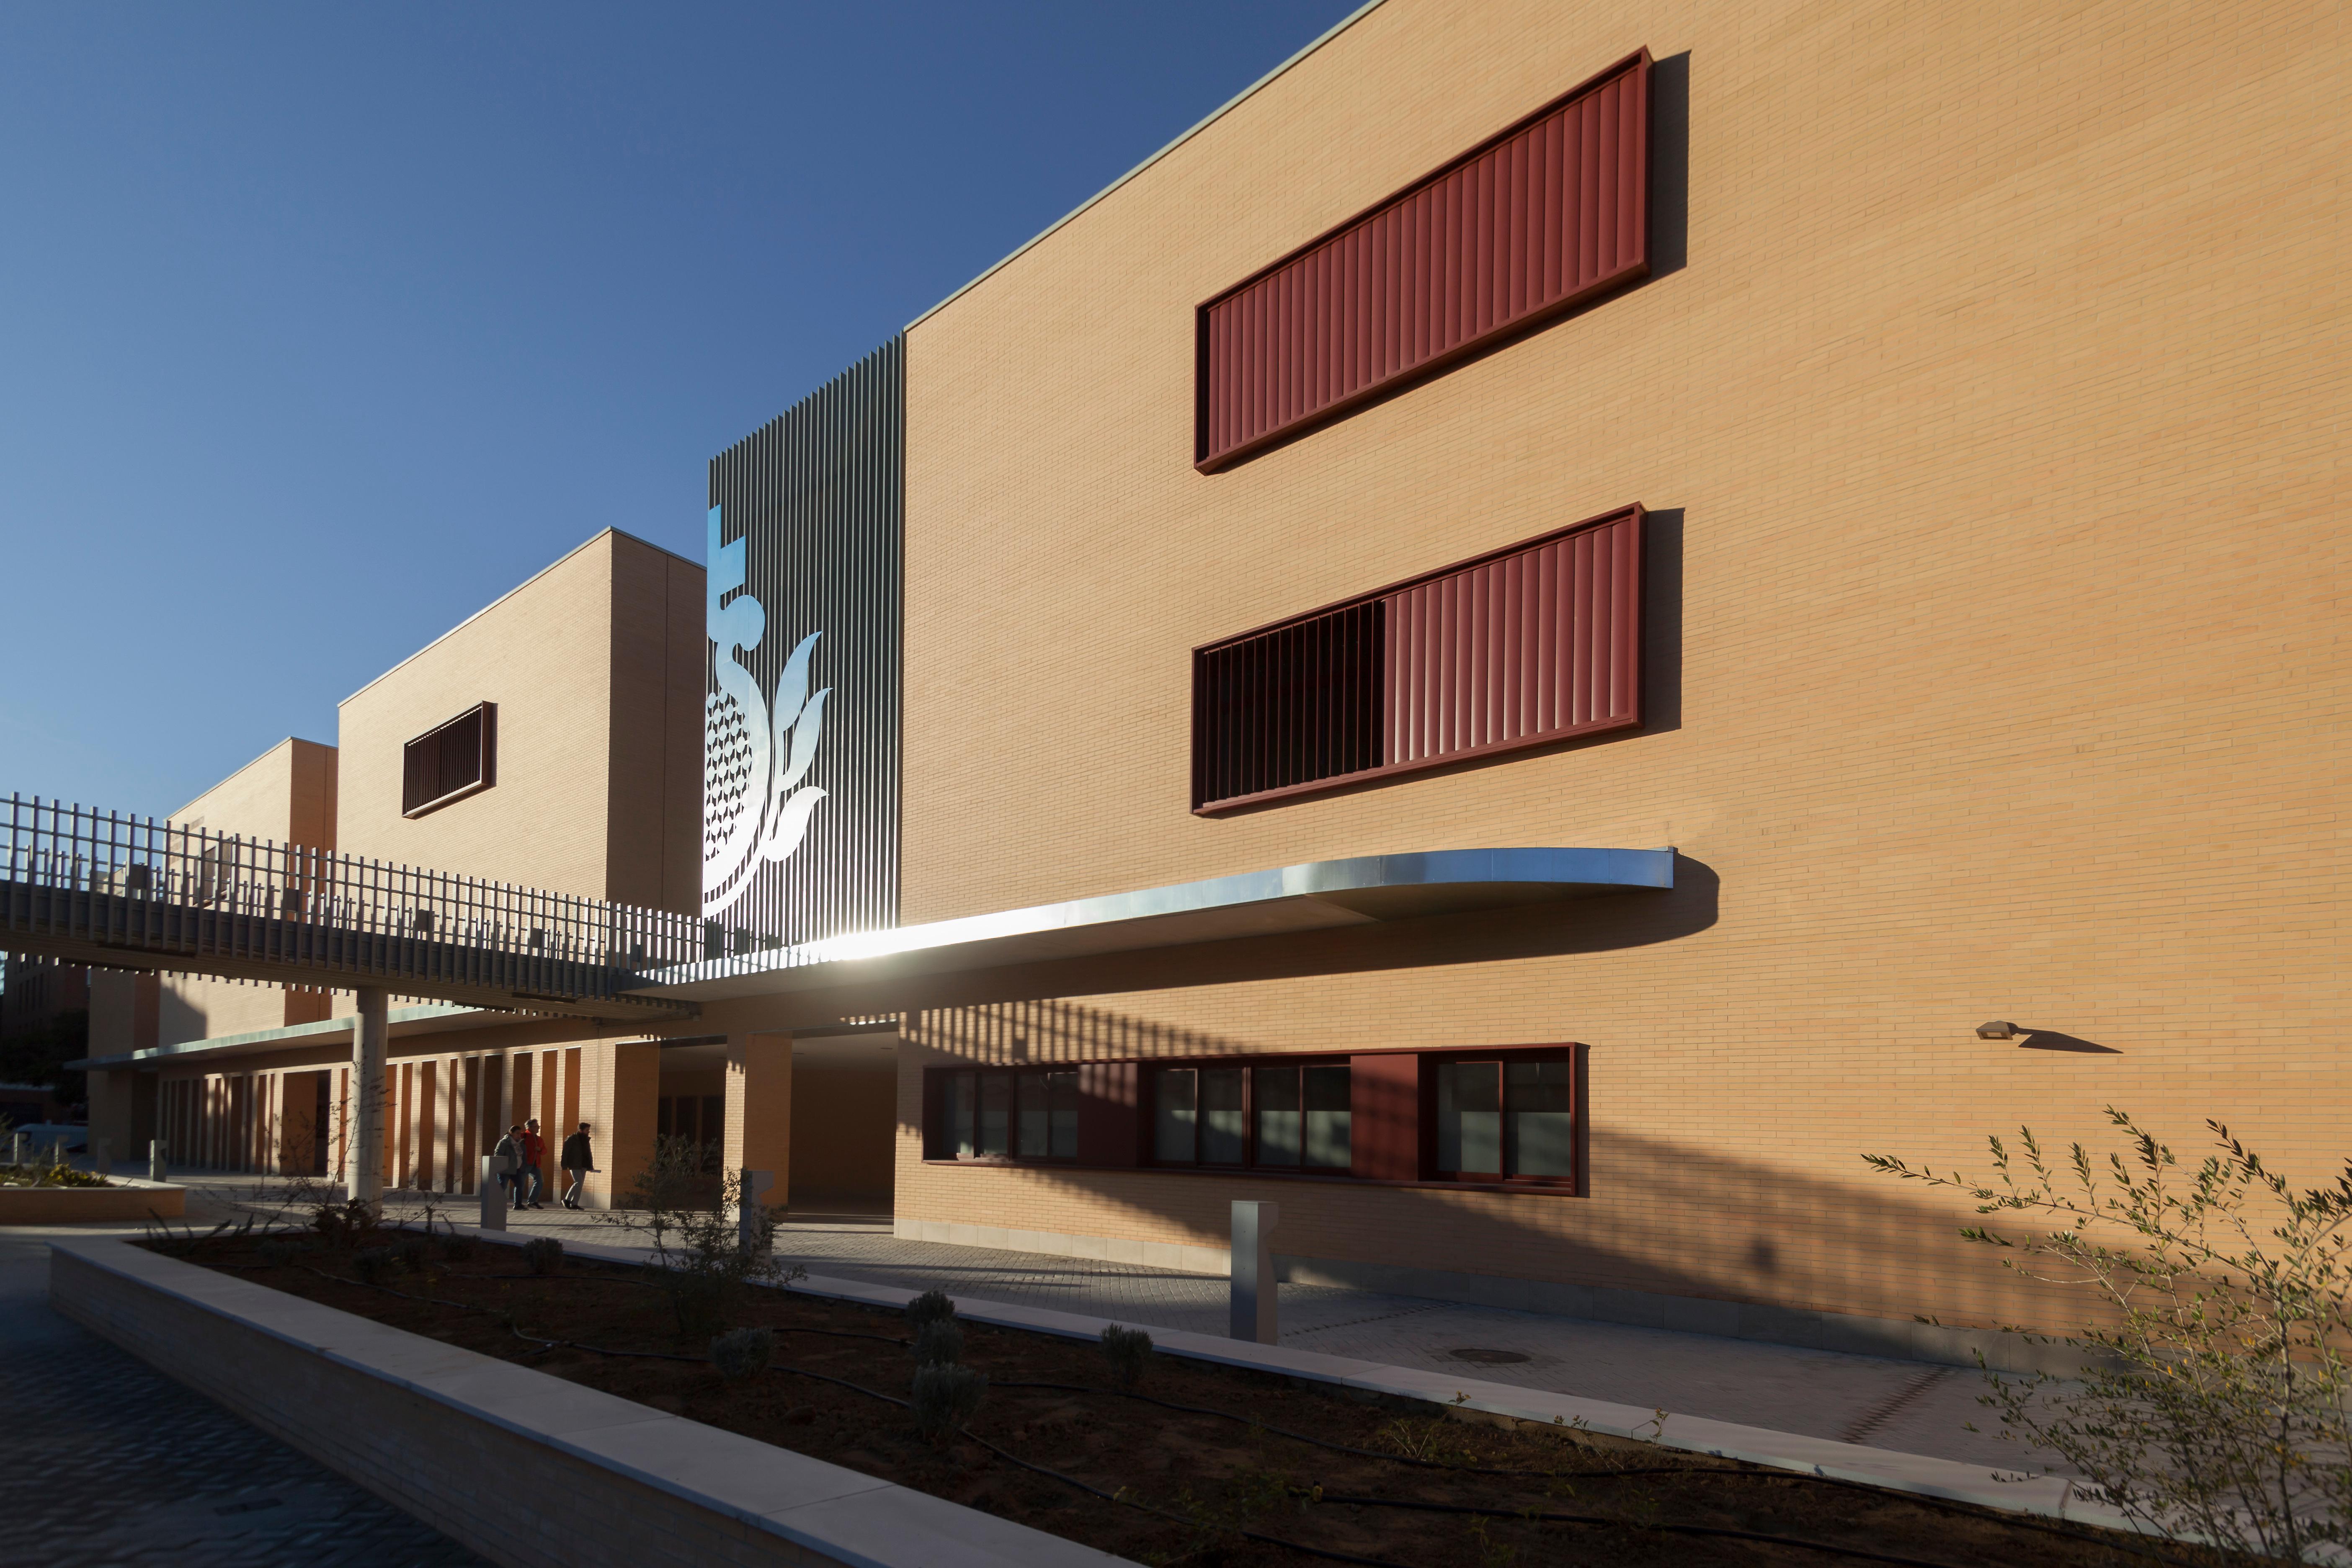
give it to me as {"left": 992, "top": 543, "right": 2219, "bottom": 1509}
{"left": 1422, "top": 1048, "right": 1580, "bottom": 1189}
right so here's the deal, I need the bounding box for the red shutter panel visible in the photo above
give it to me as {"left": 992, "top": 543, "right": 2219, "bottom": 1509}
{"left": 1192, "top": 504, "right": 1640, "bottom": 812}
{"left": 921, "top": 1068, "right": 946, "bottom": 1159}
{"left": 1196, "top": 51, "right": 1649, "bottom": 472}
{"left": 1349, "top": 1052, "right": 1420, "bottom": 1181}
{"left": 1075, "top": 1060, "right": 1141, "bottom": 1167}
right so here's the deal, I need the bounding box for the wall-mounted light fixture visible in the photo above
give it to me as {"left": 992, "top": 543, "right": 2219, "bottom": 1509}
{"left": 1975, "top": 1021, "right": 2023, "bottom": 1040}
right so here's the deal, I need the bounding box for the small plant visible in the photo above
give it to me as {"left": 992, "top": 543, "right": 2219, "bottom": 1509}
{"left": 1867, "top": 1108, "right": 2352, "bottom": 1560}
{"left": 438, "top": 1232, "right": 477, "bottom": 1263}
{"left": 351, "top": 1246, "right": 395, "bottom": 1285}
{"left": 257, "top": 1238, "right": 301, "bottom": 1267}
{"left": 1100, "top": 1323, "right": 1155, "bottom": 1390}
{"left": 392, "top": 1237, "right": 433, "bottom": 1274}
{"left": 905, "top": 1288, "right": 956, "bottom": 1331}
{"left": 910, "top": 1361, "right": 987, "bottom": 1436}
{"left": 603, "top": 1134, "right": 801, "bottom": 1340}
{"left": 910, "top": 1318, "right": 965, "bottom": 1366}
{"left": 311, "top": 1197, "right": 380, "bottom": 1248}
{"left": 520, "top": 1237, "right": 564, "bottom": 1276}
{"left": 710, "top": 1325, "right": 775, "bottom": 1381}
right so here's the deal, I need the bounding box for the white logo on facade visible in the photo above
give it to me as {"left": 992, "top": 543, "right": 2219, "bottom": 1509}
{"left": 704, "top": 505, "right": 828, "bottom": 921}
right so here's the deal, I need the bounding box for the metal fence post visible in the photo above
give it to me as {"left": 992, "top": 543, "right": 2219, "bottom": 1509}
{"left": 1229, "top": 1200, "right": 1280, "bottom": 1345}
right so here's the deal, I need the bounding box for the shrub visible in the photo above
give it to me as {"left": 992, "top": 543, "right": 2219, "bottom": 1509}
{"left": 257, "top": 1238, "right": 299, "bottom": 1267}
{"left": 910, "top": 1362, "right": 987, "bottom": 1436}
{"left": 438, "top": 1232, "right": 477, "bottom": 1264}
{"left": 910, "top": 1318, "right": 965, "bottom": 1367}
{"left": 710, "top": 1326, "right": 775, "bottom": 1382}
{"left": 1100, "top": 1323, "right": 1155, "bottom": 1390}
{"left": 905, "top": 1288, "right": 956, "bottom": 1332}
{"left": 520, "top": 1237, "right": 564, "bottom": 1276}
{"left": 1867, "top": 1108, "right": 2352, "bottom": 1560}
{"left": 351, "top": 1247, "right": 395, "bottom": 1285}
{"left": 606, "top": 1135, "right": 802, "bottom": 1341}
{"left": 392, "top": 1237, "right": 432, "bottom": 1274}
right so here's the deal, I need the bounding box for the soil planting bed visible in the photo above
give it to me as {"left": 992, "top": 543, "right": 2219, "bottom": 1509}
{"left": 166, "top": 1229, "right": 2188, "bottom": 1568}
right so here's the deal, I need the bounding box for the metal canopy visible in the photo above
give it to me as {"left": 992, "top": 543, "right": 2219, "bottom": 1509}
{"left": 632, "top": 847, "right": 1673, "bottom": 1001}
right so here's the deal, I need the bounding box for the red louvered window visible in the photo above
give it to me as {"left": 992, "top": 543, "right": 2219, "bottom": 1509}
{"left": 1191, "top": 506, "right": 1640, "bottom": 813}
{"left": 401, "top": 702, "right": 497, "bottom": 818}
{"left": 1195, "top": 50, "right": 1650, "bottom": 472}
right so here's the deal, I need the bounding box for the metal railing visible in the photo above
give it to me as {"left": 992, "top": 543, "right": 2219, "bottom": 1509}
{"left": 0, "top": 794, "right": 706, "bottom": 1016}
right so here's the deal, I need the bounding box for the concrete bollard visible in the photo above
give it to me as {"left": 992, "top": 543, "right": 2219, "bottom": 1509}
{"left": 738, "top": 1169, "right": 776, "bottom": 1255}
{"left": 149, "top": 1139, "right": 168, "bottom": 1184}
{"left": 479, "top": 1155, "right": 508, "bottom": 1232}
{"left": 8, "top": 1132, "right": 23, "bottom": 1168}
{"left": 1229, "top": 1200, "right": 1280, "bottom": 1345}
{"left": 93, "top": 1138, "right": 111, "bottom": 1176}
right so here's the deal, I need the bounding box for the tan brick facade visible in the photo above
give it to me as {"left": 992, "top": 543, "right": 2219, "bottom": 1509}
{"left": 889, "top": 0, "right": 2350, "bottom": 1338}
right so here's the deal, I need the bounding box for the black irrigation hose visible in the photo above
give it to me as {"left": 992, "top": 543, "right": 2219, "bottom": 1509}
{"left": 990, "top": 1379, "right": 2195, "bottom": 1568}
{"left": 1317, "top": 1495, "right": 1973, "bottom": 1568}
{"left": 259, "top": 1262, "right": 2170, "bottom": 1568}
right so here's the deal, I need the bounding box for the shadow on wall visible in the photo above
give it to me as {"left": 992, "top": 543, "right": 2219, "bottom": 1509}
{"left": 827, "top": 859, "right": 1718, "bottom": 1021}
{"left": 157, "top": 990, "right": 206, "bottom": 1050}
{"left": 903, "top": 1108, "right": 2104, "bottom": 1338}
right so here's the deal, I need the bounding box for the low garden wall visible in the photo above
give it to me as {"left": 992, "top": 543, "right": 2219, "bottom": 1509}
{"left": 0, "top": 1178, "right": 184, "bottom": 1223}
{"left": 47, "top": 1237, "right": 1132, "bottom": 1568}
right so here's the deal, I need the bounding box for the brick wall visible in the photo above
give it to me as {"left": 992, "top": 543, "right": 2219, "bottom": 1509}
{"left": 891, "top": 0, "right": 2350, "bottom": 1337}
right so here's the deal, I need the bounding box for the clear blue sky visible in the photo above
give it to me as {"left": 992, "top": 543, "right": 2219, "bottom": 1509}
{"left": 0, "top": 1, "right": 1364, "bottom": 818}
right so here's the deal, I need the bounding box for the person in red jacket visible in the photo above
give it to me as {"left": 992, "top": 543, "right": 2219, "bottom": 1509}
{"left": 518, "top": 1119, "right": 547, "bottom": 1210}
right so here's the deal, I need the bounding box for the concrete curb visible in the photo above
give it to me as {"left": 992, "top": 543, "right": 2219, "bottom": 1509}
{"left": 47, "top": 1236, "right": 1135, "bottom": 1568}
{"left": 467, "top": 1222, "right": 2146, "bottom": 1540}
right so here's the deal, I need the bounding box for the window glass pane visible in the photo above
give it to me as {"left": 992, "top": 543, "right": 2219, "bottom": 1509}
{"left": 1253, "top": 1067, "right": 1300, "bottom": 1167}
{"left": 1506, "top": 1060, "right": 1575, "bottom": 1177}
{"left": 1047, "top": 1070, "right": 1079, "bottom": 1159}
{"left": 1153, "top": 1068, "right": 1197, "bottom": 1163}
{"left": 946, "top": 1072, "right": 976, "bottom": 1158}
{"left": 1437, "top": 1061, "right": 1501, "bottom": 1174}
{"left": 1302, "top": 1064, "right": 1352, "bottom": 1169}
{"left": 1200, "top": 1068, "right": 1246, "bottom": 1163}
{"left": 978, "top": 1073, "right": 1011, "bottom": 1156}
{"left": 1017, "top": 1073, "right": 1050, "bottom": 1158}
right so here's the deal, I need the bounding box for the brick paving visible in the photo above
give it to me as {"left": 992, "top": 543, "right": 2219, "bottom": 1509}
{"left": 0, "top": 1204, "right": 486, "bottom": 1568}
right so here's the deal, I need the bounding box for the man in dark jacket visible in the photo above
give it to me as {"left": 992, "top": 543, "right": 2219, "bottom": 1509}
{"left": 559, "top": 1123, "right": 596, "bottom": 1210}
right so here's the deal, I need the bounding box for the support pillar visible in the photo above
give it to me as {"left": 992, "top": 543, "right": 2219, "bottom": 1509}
{"left": 722, "top": 1032, "right": 792, "bottom": 1218}
{"left": 351, "top": 987, "right": 388, "bottom": 1213}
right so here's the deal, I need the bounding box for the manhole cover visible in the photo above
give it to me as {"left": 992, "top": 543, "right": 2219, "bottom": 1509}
{"left": 1448, "top": 1347, "right": 1530, "bottom": 1364}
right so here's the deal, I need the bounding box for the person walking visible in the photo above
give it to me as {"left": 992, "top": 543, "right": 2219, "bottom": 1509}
{"left": 519, "top": 1118, "right": 547, "bottom": 1210}
{"left": 559, "top": 1122, "right": 596, "bottom": 1210}
{"left": 492, "top": 1124, "right": 524, "bottom": 1210}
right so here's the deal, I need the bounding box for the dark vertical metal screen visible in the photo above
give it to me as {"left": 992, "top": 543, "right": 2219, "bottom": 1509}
{"left": 401, "top": 704, "right": 495, "bottom": 818}
{"left": 1195, "top": 50, "right": 1650, "bottom": 472}
{"left": 1191, "top": 505, "right": 1640, "bottom": 812}
{"left": 706, "top": 337, "right": 903, "bottom": 947}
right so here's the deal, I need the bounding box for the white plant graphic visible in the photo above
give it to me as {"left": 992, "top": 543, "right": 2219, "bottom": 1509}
{"left": 703, "top": 505, "right": 829, "bottom": 921}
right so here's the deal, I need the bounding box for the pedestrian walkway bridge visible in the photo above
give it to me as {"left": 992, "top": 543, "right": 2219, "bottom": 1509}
{"left": 0, "top": 795, "right": 699, "bottom": 1021}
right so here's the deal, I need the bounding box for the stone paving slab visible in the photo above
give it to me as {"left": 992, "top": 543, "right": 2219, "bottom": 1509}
{"left": 0, "top": 1209, "right": 486, "bottom": 1568}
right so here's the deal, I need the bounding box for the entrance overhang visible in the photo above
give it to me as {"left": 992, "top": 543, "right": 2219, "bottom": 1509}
{"left": 630, "top": 846, "right": 1674, "bottom": 1002}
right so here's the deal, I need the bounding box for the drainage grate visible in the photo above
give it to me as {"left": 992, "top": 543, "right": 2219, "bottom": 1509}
{"left": 1448, "top": 1347, "right": 1531, "bottom": 1365}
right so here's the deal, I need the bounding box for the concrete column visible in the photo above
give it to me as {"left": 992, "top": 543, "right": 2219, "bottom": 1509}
{"left": 583, "top": 1039, "right": 659, "bottom": 1210}
{"left": 723, "top": 1032, "right": 792, "bottom": 1217}
{"left": 1229, "top": 1200, "right": 1280, "bottom": 1345}
{"left": 351, "top": 987, "right": 388, "bottom": 1212}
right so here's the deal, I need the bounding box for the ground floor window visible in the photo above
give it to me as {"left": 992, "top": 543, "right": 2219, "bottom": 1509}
{"left": 1433, "top": 1057, "right": 1575, "bottom": 1183}
{"left": 923, "top": 1044, "right": 1578, "bottom": 1192}
{"left": 938, "top": 1068, "right": 1077, "bottom": 1161}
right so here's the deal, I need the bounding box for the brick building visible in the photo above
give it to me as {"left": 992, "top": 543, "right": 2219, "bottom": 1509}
{"left": 82, "top": 0, "right": 2345, "bottom": 1367}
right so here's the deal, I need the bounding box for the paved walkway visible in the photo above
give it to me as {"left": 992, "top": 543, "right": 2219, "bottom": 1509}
{"left": 151, "top": 1169, "right": 2061, "bottom": 1475}
{"left": 0, "top": 1192, "right": 487, "bottom": 1567}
